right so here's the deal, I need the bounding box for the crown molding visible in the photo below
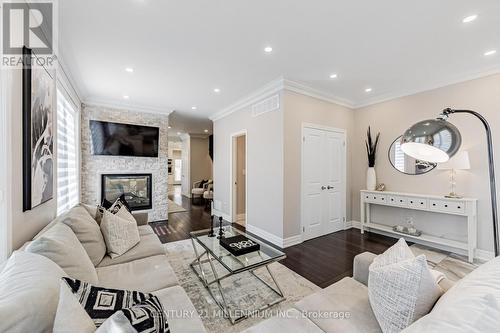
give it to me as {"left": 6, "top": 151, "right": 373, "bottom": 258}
{"left": 353, "top": 66, "right": 500, "bottom": 109}
{"left": 83, "top": 98, "right": 174, "bottom": 115}
{"left": 210, "top": 77, "right": 286, "bottom": 121}
{"left": 282, "top": 79, "right": 354, "bottom": 108}
{"left": 210, "top": 77, "right": 356, "bottom": 122}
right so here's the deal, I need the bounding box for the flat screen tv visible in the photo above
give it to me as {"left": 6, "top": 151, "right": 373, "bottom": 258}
{"left": 90, "top": 120, "right": 159, "bottom": 157}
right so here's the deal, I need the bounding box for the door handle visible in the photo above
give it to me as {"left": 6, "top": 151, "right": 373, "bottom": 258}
{"left": 327, "top": 186, "right": 334, "bottom": 190}
{"left": 321, "top": 186, "right": 327, "bottom": 190}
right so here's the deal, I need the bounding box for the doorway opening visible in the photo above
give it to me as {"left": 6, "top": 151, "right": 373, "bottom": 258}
{"left": 231, "top": 131, "right": 247, "bottom": 226}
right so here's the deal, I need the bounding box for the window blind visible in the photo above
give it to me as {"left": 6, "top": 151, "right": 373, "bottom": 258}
{"left": 57, "top": 89, "right": 80, "bottom": 215}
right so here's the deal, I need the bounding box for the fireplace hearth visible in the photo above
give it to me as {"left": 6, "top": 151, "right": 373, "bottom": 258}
{"left": 101, "top": 173, "right": 153, "bottom": 211}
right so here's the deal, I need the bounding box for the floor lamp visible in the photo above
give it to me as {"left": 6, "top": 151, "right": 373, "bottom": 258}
{"left": 400, "top": 108, "right": 499, "bottom": 257}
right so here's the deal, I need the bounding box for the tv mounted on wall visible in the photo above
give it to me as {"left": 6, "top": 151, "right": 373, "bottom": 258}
{"left": 90, "top": 120, "right": 160, "bottom": 157}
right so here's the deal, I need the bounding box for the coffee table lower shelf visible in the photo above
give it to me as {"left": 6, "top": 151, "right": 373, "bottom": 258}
{"left": 189, "top": 238, "right": 286, "bottom": 324}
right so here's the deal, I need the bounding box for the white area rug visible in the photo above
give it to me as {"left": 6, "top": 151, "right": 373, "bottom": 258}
{"left": 168, "top": 199, "right": 186, "bottom": 213}
{"left": 163, "top": 240, "right": 320, "bottom": 333}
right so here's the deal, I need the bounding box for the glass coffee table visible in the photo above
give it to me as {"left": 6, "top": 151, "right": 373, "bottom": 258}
{"left": 190, "top": 226, "right": 286, "bottom": 324}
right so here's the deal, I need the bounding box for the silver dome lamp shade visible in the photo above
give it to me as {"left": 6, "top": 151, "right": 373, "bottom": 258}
{"left": 400, "top": 118, "right": 462, "bottom": 163}
{"left": 400, "top": 108, "right": 499, "bottom": 257}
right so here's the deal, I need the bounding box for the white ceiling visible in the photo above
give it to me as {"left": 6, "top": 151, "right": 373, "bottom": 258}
{"left": 59, "top": 0, "right": 500, "bottom": 118}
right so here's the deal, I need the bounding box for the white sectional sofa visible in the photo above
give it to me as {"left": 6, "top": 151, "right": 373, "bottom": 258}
{"left": 0, "top": 204, "right": 207, "bottom": 333}
{"left": 245, "top": 252, "right": 500, "bottom": 333}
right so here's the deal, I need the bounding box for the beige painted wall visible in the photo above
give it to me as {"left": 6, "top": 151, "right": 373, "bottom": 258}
{"left": 236, "top": 135, "right": 246, "bottom": 215}
{"left": 352, "top": 73, "right": 500, "bottom": 252}
{"left": 283, "top": 90, "right": 354, "bottom": 238}
{"left": 190, "top": 137, "right": 213, "bottom": 184}
{"left": 213, "top": 91, "right": 284, "bottom": 238}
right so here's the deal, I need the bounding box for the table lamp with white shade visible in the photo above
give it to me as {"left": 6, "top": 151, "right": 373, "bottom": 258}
{"left": 437, "top": 150, "right": 470, "bottom": 198}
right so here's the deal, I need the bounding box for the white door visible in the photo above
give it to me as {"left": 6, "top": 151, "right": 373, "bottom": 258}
{"left": 302, "top": 127, "right": 345, "bottom": 241}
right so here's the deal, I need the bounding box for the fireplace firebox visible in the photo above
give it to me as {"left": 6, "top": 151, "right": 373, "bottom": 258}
{"left": 101, "top": 173, "right": 153, "bottom": 211}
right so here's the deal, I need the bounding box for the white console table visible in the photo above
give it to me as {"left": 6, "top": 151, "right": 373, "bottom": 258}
{"left": 360, "top": 190, "right": 477, "bottom": 262}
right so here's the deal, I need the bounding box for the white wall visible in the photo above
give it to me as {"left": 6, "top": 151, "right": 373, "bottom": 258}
{"left": 351, "top": 73, "right": 500, "bottom": 254}
{"left": 213, "top": 91, "right": 284, "bottom": 239}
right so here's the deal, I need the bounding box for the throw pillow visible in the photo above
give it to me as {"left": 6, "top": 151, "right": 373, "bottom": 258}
{"left": 109, "top": 195, "right": 131, "bottom": 214}
{"left": 115, "top": 205, "right": 137, "bottom": 224}
{"left": 53, "top": 279, "right": 96, "bottom": 333}
{"left": 61, "top": 204, "right": 107, "bottom": 266}
{"left": 100, "top": 209, "right": 140, "bottom": 258}
{"left": 96, "top": 296, "right": 170, "bottom": 333}
{"left": 95, "top": 205, "right": 106, "bottom": 224}
{"left": 26, "top": 223, "right": 99, "bottom": 284}
{"left": 61, "top": 277, "right": 168, "bottom": 332}
{"left": 101, "top": 198, "right": 114, "bottom": 210}
{"left": 0, "top": 251, "right": 66, "bottom": 333}
{"left": 368, "top": 238, "right": 443, "bottom": 333}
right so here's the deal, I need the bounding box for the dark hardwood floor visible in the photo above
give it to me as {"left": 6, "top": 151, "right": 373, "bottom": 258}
{"left": 150, "top": 187, "right": 214, "bottom": 243}
{"left": 280, "top": 230, "right": 398, "bottom": 288}
{"left": 153, "top": 185, "right": 398, "bottom": 288}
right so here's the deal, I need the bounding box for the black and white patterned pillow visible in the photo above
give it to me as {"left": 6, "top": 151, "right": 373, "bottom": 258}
{"left": 62, "top": 277, "right": 169, "bottom": 332}
{"left": 109, "top": 194, "right": 131, "bottom": 214}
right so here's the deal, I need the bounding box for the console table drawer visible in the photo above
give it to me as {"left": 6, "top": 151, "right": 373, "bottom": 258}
{"left": 365, "top": 193, "right": 387, "bottom": 204}
{"left": 429, "top": 199, "right": 465, "bottom": 214}
{"left": 407, "top": 197, "right": 428, "bottom": 209}
{"left": 388, "top": 195, "right": 407, "bottom": 207}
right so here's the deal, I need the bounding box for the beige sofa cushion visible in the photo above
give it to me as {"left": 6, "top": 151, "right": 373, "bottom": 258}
{"left": 26, "top": 223, "right": 99, "bottom": 284}
{"left": 0, "top": 251, "right": 66, "bottom": 333}
{"left": 53, "top": 279, "right": 96, "bottom": 333}
{"left": 242, "top": 308, "right": 323, "bottom": 333}
{"left": 138, "top": 224, "right": 155, "bottom": 236}
{"left": 403, "top": 256, "right": 500, "bottom": 333}
{"left": 96, "top": 254, "right": 178, "bottom": 292}
{"left": 61, "top": 205, "right": 107, "bottom": 266}
{"left": 100, "top": 210, "right": 141, "bottom": 258}
{"left": 97, "top": 232, "right": 165, "bottom": 267}
{"left": 295, "top": 277, "right": 381, "bottom": 333}
{"left": 154, "top": 285, "right": 207, "bottom": 333}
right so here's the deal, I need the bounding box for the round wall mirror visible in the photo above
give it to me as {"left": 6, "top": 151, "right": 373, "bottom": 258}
{"left": 388, "top": 136, "right": 437, "bottom": 175}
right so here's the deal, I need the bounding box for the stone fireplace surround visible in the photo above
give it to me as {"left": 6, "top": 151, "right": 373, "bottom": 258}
{"left": 81, "top": 104, "right": 169, "bottom": 221}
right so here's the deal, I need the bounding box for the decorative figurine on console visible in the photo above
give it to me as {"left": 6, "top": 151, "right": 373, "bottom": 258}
{"left": 208, "top": 215, "right": 215, "bottom": 237}
{"left": 217, "top": 216, "right": 225, "bottom": 239}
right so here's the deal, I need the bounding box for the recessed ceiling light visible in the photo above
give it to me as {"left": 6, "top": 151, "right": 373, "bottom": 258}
{"left": 484, "top": 50, "right": 497, "bottom": 56}
{"left": 191, "top": 106, "right": 197, "bottom": 110}
{"left": 213, "top": 88, "right": 221, "bottom": 93}
{"left": 125, "top": 67, "right": 134, "bottom": 73}
{"left": 329, "top": 73, "right": 338, "bottom": 79}
{"left": 168, "top": 126, "right": 172, "bottom": 129}
{"left": 462, "top": 15, "right": 478, "bottom": 23}
{"left": 365, "top": 88, "right": 372, "bottom": 93}
{"left": 204, "top": 129, "right": 209, "bottom": 133}
{"left": 264, "top": 46, "right": 273, "bottom": 53}
{"left": 177, "top": 132, "right": 181, "bottom": 136}
{"left": 123, "top": 95, "right": 130, "bottom": 99}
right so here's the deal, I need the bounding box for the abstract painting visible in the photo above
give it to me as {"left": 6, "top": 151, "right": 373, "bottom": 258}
{"left": 23, "top": 47, "right": 55, "bottom": 211}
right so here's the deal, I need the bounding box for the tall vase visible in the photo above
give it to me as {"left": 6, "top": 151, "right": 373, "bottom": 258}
{"left": 366, "top": 167, "right": 376, "bottom": 191}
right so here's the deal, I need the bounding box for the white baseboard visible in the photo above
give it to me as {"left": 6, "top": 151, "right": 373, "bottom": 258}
{"left": 246, "top": 224, "right": 303, "bottom": 249}
{"left": 344, "top": 220, "right": 361, "bottom": 230}
{"left": 212, "top": 209, "right": 232, "bottom": 223}
{"left": 475, "top": 248, "right": 495, "bottom": 262}
{"left": 283, "top": 235, "right": 303, "bottom": 248}
{"left": 246, "top": 224, "right": 284, "bottom": 248}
